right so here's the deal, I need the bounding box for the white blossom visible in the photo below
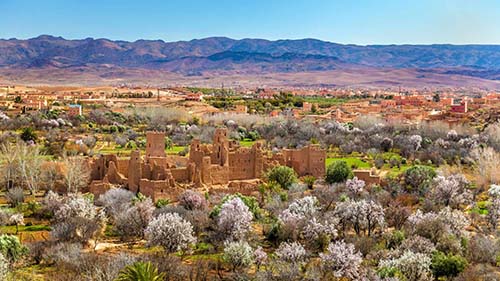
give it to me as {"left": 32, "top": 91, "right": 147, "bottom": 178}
{"left": 379, "top": 251, "right": 432, "bottom": 281}
{"left": 278, "top": 196, "right": 319, "bottom": 225}
{"left": 430, "top": 174, "right": 471, "bottom": 208}
{"left": 217, "top": 197, "right": 253, "bottom": 241}
{"left": 254, "top": 246, "right": 268, "bottom": 268}
{"left": 145, "top": 212, "right": 196, "bottom": 253}
{"left": 409, "top": 135, "right": 423, "bottom": 151}
{"left": 334, "top": 199, "right": 384, "bottom": 236}
{"left": 320, "top": 240, "right": 363, "bottom": 279}
{"left": 9, "top": 213, "right": 24, "bottom": 226}
{"left": 488, "top": 184, "right": 500, "bottom": 198}
{"left": 179, "top": 190, "right": 207, "bottom": 210}
{"left": 275, "top": 241, "right": 307, "bottom": 264}
{"left": 346, "top": 177, "right": 365, "bottom": 198}
{"left": 302, "top": 217, "right": 338, "bottom": 241}
{"left": 438, "top": 206, "right": 469, "bottom": 237}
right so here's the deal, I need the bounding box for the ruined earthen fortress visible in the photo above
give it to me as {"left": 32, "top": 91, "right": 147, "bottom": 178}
{"left": 89, "top": 128, "right": 326, "bottom": 201}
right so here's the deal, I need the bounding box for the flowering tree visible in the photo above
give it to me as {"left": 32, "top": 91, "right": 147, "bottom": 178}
{"left": 275, "top": 241, "right": 307, "bottom": 264}
{"left": 51, "top": 194, "right": 107, "bottom": 244}
{"left": 223, "top": 240, "right": 254, "bottom": 271}
{"left": 319, "top": 240, "right": 363, "bottom": 280}
{"left": 62, "top": 155, "right": 90, "bottom": 193}
{"left": 114, "top": 197, "right": 155, "bottom": 241}
{"left": 334, "top": 199, "right": 384, "bottom": 236}
{"left": 178, "top": 190, "right": 207, "bottom": 210}
{"left": 429, "top": 174, "right": 471, "bottom": 208}
{"left": 97, "top": 188, "right": 135, "bottom": 217}
{"left": 145, "top": 212, "right": 196, "bottom": 254}
{"left": 217, "top": 197, "right": 253, "bottom": 241}
{"left": 409, "top": 135, "right": 423, "bottom": 151}
{"left": 42, "top": 190, "right": 64, "bottom": 216}
{"left": 345, "top": 177, "right": 365, "bottom": 198}
{"left": 9, "top": 213, "right": 24, "bottom": 234}
{"left": 407, "top": 208, "right": 469, "bottom": 241}
{"left": 379, "top": 251, "right": 432, "bottom": 281}
{"left": 438, "top": 207, "right": 469, "bottom": 237}
{"left": 279, "top": 196, "right": 319, "bottom": 224}
{"left": 301, "top": 216, "right": 338, "bottom": 250}
{"left": 399, "top": 236, "right": 436, "bottom": 255}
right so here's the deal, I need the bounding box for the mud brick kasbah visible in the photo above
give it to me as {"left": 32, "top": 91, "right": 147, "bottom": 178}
{"left": 88, "top": 128, "right": 327, "bottom": 202}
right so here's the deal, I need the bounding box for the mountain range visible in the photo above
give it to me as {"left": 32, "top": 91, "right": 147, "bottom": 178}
{"left": 1, "top": 35, "right": 500, "bottom": 88}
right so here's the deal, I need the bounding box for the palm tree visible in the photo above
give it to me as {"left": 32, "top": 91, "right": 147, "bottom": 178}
{"left": 115, "top": 261, "right": 165, "bottom": 281}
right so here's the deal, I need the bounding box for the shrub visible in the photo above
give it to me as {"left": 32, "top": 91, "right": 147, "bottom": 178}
{"left": 431, "top": 251, "right": 467, "bottom": 279}
{"left": 223, "top": 240, "right": 254, "bottom": 271}
{"left": 302, "top": 175, "right": 316, "bottom": 189}
{"left": 0, "top": 234, "right": 27, "bottom": 262}
{"left": 266, "top": 166, "right": 298, "bottom": 189}
{"left": 155, "top": 199, "right": 170, "bottom": 208}
{"left": 254, "top": 246, "right": 268, "bottom": 269}
{"left": 326, "top": 161, "right": 353, "bottom": 184}
{"left": 403, "top": 165, "right": 436, "bottom": 195}
{"left": 116, "top": 261, "right": 165, "bottom": 281}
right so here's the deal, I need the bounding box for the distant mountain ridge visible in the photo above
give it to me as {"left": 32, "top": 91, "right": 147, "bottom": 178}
{"left": 1, "top": 35, "right": 500, "bottom": 87}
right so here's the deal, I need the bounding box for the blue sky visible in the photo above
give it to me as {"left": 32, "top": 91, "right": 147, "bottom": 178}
{"left": 1, "top": 0, "right": 499, "bottom": 44}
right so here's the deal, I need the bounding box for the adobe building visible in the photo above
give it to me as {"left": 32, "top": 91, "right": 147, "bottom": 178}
{"left": 88, "top": 128, "right": 326, "bottom": 201}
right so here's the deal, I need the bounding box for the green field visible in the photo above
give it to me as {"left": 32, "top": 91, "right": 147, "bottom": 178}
{"left": 239, "top": 139, "right": 256, "bottom": 147}
{"left": 325, "top": 157, "right": 371, "bottom": 169}
{"left": 165, "top": 145, "right": 186, "bottom": 154}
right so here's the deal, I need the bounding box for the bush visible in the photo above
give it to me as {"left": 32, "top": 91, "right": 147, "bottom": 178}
{"left": 155, "top": 199, "right": 170, "bottom": 208}
{"left": 302, "top": 175, "right": 316, "bottom": 189}
{"left": 404, "top": 165, "right": 436, "bottom": 195}
{"left": 223, "top": 240, "right": 254, "bottom": 271}
{"left": 431, "top": 251, "right": 467, "bottom": 278}
{"left": 0, "top": 234, "right": 27, "bottom": 262}
{"left": 325, "top": 161, "right": 353, "bottom": 184}
{"left": 266, "top": 166, "right": 298, "bottom": 189}
{"left": 116, "top": 261, "right": 165, "bottom": 281}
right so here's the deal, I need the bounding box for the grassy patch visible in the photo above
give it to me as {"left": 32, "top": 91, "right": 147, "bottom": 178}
{"left": 239, "top": 139, "right": 256, "bottom": 147}
{"left": 165, "top": 145, "right": 186, "bottom": 154}
{"left": 325, "top": 157, "right": 371, "bottom": 169}
{"left": 0, "top": 224, "right": 50, "bottom": 234}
